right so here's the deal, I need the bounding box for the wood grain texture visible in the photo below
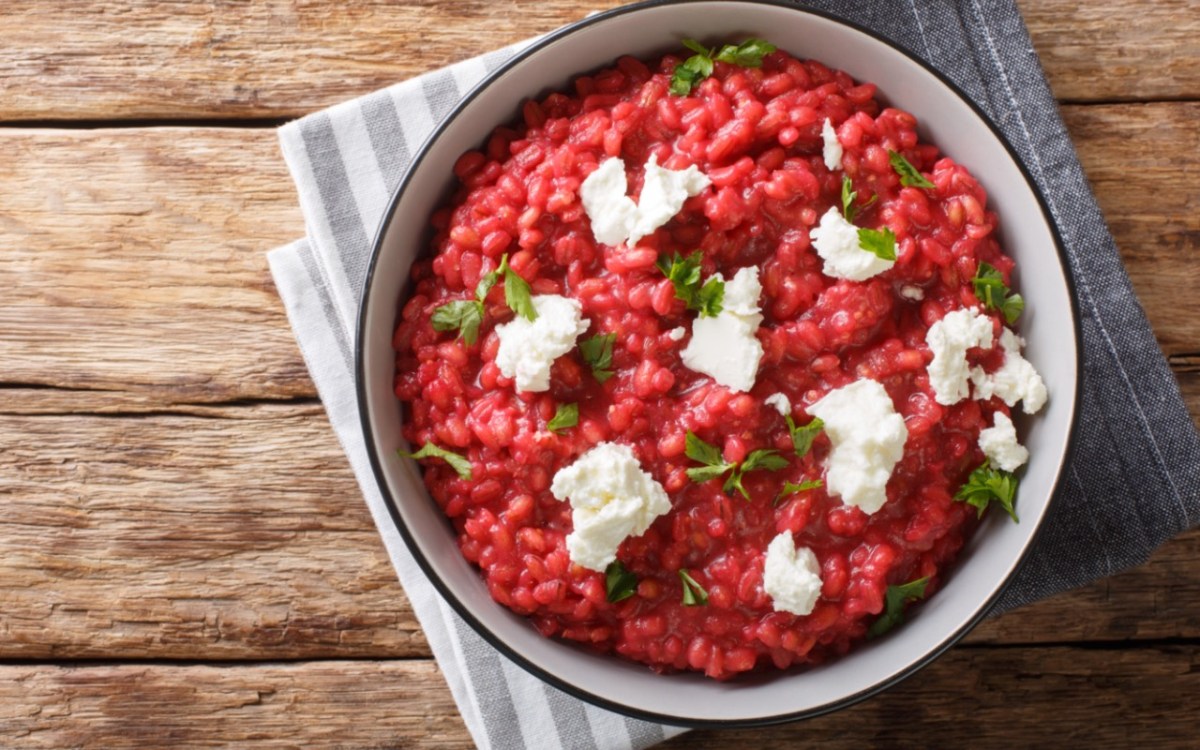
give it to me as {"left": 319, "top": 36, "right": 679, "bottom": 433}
{"left": 1022, "top": 0, "right": 1200, "bottom": 103}
{"left": 0, "top": 405, "right": 427, "bottom": 659}
{"left": 0, "top": 127, "right": 313, "bottom": 402}
{"left": 2, "top": 646, "right": 1198, "bottom": 748}
{"left": 0, "top": 103, "right": 1195, "bottom": 405}
{"left": 0, "top": 0, "right": 1195, "bottom": 122}
{"left": 0, "top": 394, "right": 1196, "bottom": 659}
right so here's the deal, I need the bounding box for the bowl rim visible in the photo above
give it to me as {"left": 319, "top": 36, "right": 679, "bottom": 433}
{"left": 355, "top": 0, "right": 1084, "bottom": 728}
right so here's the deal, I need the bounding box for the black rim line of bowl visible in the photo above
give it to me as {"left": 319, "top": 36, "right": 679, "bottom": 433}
{"left": 354, "top": 0, "right": 1085, "bottom": 729}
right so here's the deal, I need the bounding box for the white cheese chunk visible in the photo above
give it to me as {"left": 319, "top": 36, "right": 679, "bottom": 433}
{"left": 579, "top": 158, "right": 638, "bottom": 246}
{"left": 970, "top": 328, "right": 1048, "bottom": 415}
{"left": 628, "top": 154, "right": 711, "bottom": 246}
{"left": 495, "top": 294, "right": 590, "bottom": 393}
{"left": 667, "top": 326, "right": 686, "bottom": 342}
{"left": 763, "top": 532, "right": 823, "bottom": 616}
{"left": 900, "top": 285, "right": 925, "bottom": 301}
{"left": 680, "top": 266, "right": 764, "bottom": 393}
{"left": 580, "top": 155, "right": 710, "bottom": 247}
{"left": 925, "top": 308, "right": 994, "bottom": 406}
{"left": 550, "top": 442, "right": 672, "bottom": 572}
{"left": 807, "top": 378, "right": 908, "bottom": 515}
{"left": 978, "top": 412, "right": 1029, "bottom": 471}
{"left": 821, "top": 118, "right": 843, "bottom": 171}
{"left": 765, "top": 392, "right": 792, "bottom": 416}
{"left": 811, "top": 207, "right": 896, "bottom": 281}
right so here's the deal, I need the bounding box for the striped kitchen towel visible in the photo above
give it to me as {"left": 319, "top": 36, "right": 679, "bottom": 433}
{"left": 266, "top": 2, "right": 1200, "bottom": 748}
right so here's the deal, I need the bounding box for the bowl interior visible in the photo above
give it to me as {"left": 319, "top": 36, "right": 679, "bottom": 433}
{"left": 359, "top": 0, "right": 1078, "bottom": 725}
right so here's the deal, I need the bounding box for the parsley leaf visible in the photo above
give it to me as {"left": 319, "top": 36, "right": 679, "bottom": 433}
{"left": 784, "top": 415, "right": 824, "bottom": 458}
{"left": 840, "top": 176, "right": 878, "bottom": 223}
{"left": 868, "top": 577, "right": 930, "bottom": 638}
{"left": 670, "top": 38, "right": 776, "bottom": 96}
{"left": 579, "top": 332, "right": 616, "bottom": 383}
{"left": 685, "top": 431, "right": 788, "bottom": 501}
{"left": 684, "top": 429, "right": 727, "bottom": 468}
{"left": 888, "top": 150, "right": 935, "bottom": 189}
{"left": 398, "top": 442, "right": 472, "bottom": 480}
{"left": 431, "top": 300, "right": 484, "bottom": 345}
{"left": 955, "top": 460, "right": 1019, "bottom": 522}
{"left": 605, "top": 561, "right": 639, "bottom": 603}
{"left": 430, "top": 253, "right": 535, "bottom": 342}
{"left": 547, "top": 403, "right": 578, "bottom": 433}
{"left": 775, "top": 478, "right": 823, "bottom": 506}
{"left": 972, "top": 262, "right": 1025, "bottom": 324}
{"left": 497, "top": 254, "right": 536, "bottom": 321}
{"left": 669, "top": 48, "right": 714, "bottom": 96}
{"left": 656, "top": 251, "right": 724, "bottom": 317}
{"left": 678, "top": 569, "right": 709, "bottom": 606}
{"left": 857, "top": 227, "right": 897, "bottom": 261}
{"left": 694, "top": 276, "right": 724, "bottom": 317}
{"left": 713, "top": 38, "right": 777, "bottom": 68}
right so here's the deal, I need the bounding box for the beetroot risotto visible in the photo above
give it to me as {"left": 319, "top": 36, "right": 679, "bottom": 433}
{"left": 392, "top": 39, "right": 1047, "bottom": 680}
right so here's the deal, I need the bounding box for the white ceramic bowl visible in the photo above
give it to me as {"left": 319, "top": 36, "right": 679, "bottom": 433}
{"left": 358, "top": 0, "right": 1081, "bottom": 726}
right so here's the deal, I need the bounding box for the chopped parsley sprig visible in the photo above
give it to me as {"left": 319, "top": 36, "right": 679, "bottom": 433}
{"left": 578, "top": 332, "right": 616, "bottom": 383}
{"left": 685, "top": 430, "right": 788, "bottom": 500}
{"left": 430, "top": 253, "right": 536, "bottom": 344}
{"left": 841, "top": 175, "right": 878, "bottom": 223}
{"left": 397, "top": 442, "right": 472, "bottom": 480}
{"left": 670, "top": 38, "right": 777, "bottom": 96}
{"left": 888, "top": 150, "right": 935, "bottom": 189}
{"left": 972, "top": 262, "right": 1025, "bottom": 324}
{"left": 867, "top": 577, "right": 930, "bottom": 638}
{"left": 785, "top": 415, "right": 824, "bottom": 458}
{"left": 547, "top": 403, "right": 578, "bottom": 433}
{"left": 656, "top": 251, "right": 724, "bottom": 317}
{"left": 955, "top": 460, "right": 1020, "bottom": 522}
{"left": 858, "top": 226, "right": 897, "bottom": 261}
{"left": 605, "top": 561, "right": 639, "bottom": 603}
{"left": 775, "top": 479, "right": 823, "bottom": 507}
{"left": 678, "top": 569, "right": 709, "bottom": 606}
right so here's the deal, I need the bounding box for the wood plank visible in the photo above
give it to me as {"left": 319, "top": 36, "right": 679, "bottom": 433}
{"left": 1064, "top": 102, "right": 1200, "bottom": 358}
{"left": 0, "top": 398, "right": 1196, "bottom": 659}
{"left": 0, "top": 406, "right": 426, "bottom": 659}
{"left": 0, "top": 103, "right": 1196, "bottom": 404}
{"left": 3, "top": 646, "right": 1198, "bottom": 748}
{"left": 0, "top": 661, "right": 469, "bottom": 750}
{"left": 0, "top": 127, "right": 314, "bottom": 402}
{"left": 0, "top": 0, "right": 1194, "bottom": 122}
{"left": 1022, "top": 0, "right": 1200, "bottom": 103}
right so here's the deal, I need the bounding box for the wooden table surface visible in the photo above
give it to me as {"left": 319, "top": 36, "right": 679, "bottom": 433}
{"left": 2, "top": 1, "right": 1198, "bottom": 747}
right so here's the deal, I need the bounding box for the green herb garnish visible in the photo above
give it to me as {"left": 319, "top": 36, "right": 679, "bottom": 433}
{"left": 656, "top": 251, "right": 724, "bottom": 317}
{"left": 397, "top": 442, "right": 472, "bottom": 480}
{"left": 888, "top": 150, "right": 935, "bottom": 189}
{"left": 841, "top": 175, "right": 878, "bottom": 223}
{"left": 684, "top": 430, "right": 788, "bottom": 500}
{"left": 547, "top": 403, "right": 579, "bottom": 433}
{"left": 669, "top": 38, "right": 777, "bottom": 96}
{"left": 678, "top": 569, "right": 709, "bottom": 606}
{"left": 497, "top": 253, "right": 536, "bottom": 321}
{"left": 972, "top": 262, "right": 1025, "bottom": 324}
{"left": 775, "top": 479, "right": 823, "bottom": 507}
{"left": 784, "top": 415, "right": 824, "bottom": 458}
{"left": 955, "top": 460, "right": 1019, "bottom": 522}
{"left": 857, "top": 227, "right": 897, "bottom": 261}
{"left": 430, "top": 300, "right": 485, "bottom": 346}
{"left": 430, "top": 253, "right": 535, "bottom": 343}
{"left": 868, "top": 577, "right": 930, "bottom": 638}
{"left": 605, "top": 561, "right": 639, "bottom": 603}
{"left": 579, "top": 332, "right": 616, "bottom": 383}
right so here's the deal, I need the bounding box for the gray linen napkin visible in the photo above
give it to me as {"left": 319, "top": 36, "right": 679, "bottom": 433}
{"left": 267, "top": 2, "right": 1200, "bottom": 747}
